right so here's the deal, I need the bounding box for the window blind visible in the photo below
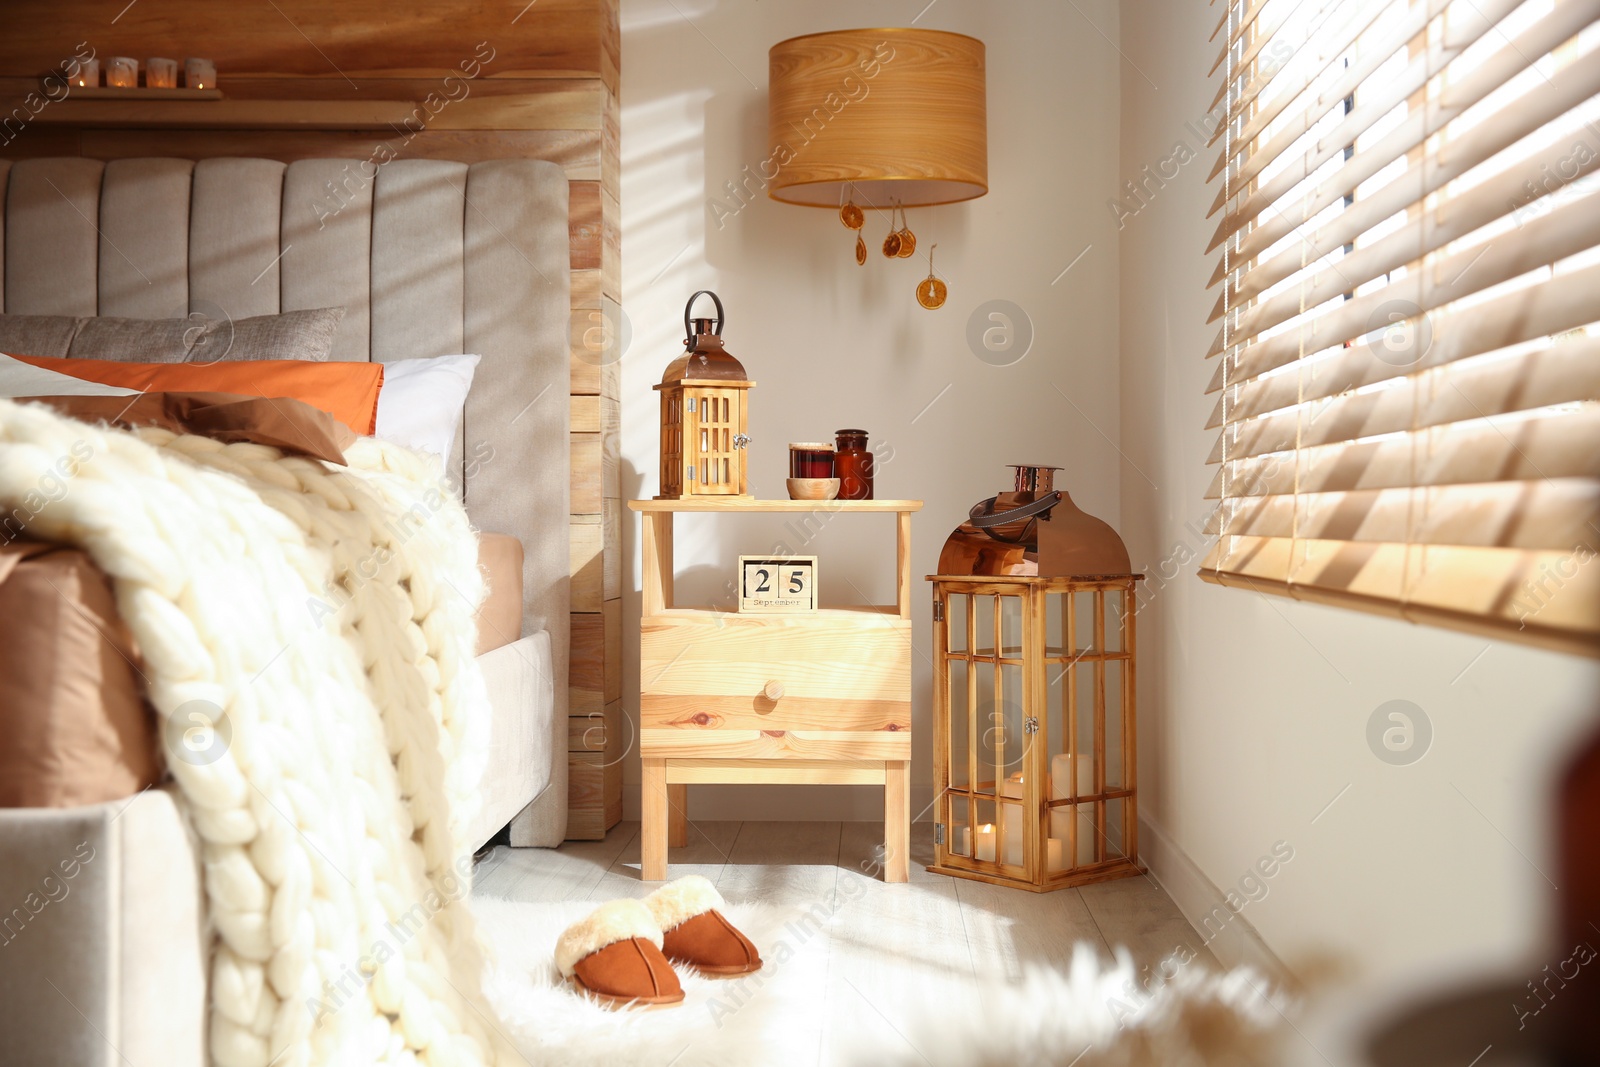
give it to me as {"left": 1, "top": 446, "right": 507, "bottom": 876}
{"left": 1200, "top": 0, "right": 1600, "bottom": 657}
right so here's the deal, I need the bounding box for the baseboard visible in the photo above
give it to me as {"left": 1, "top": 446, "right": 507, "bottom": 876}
{"left": 622, "top": 783, "right": 941, "bottom": 824}
{"left": 1137, "top": 815, "right": 1294, "bottom": 984}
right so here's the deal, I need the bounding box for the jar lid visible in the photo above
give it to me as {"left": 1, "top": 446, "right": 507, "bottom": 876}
{"left": 788, "top": 441, "right": 835, "bottom": 450}
{"left": 835, "top": 428, "right": 868, "bottom": 435}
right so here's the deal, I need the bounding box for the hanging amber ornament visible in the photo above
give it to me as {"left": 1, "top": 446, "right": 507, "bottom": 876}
{"left": 840, "top": 201, "right": 864, "bottom": 230}
{"left": 855, "top": 234, "right": 867, "bottom": 265}
{"left": 916, "top": 244, "right": 947, "bottom": 309}
{"left": 897, "top": 205, "right": 916, "bottom": 258}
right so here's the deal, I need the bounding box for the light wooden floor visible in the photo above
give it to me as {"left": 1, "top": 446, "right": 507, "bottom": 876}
{"left": 473, "top": 820, "right": 1215, "bottom": 983}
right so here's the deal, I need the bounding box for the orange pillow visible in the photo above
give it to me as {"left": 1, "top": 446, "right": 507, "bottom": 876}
{"left": 7, "top": 353, "right": 384, "bottom": 436}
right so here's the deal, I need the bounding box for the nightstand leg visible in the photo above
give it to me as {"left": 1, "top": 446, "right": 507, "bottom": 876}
{"left": 667, "top": 784, "right": 689, "bottom": 848}
{"left": 884, "top": 760, "right": 910, "bottom": 883}
{"left": 641, "top": 758, "right": 668, "bottom": 881}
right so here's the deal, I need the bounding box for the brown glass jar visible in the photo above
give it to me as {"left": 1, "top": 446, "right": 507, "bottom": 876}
{"left": 834, "top": 428, "right": 873, "bottom": 500}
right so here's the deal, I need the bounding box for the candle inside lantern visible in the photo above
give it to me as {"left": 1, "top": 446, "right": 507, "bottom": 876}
{"left": 184, "top": 58, "right": 217, "bottom": 90}
{"left": 1048, "top": 753, "right": 1125, "bottom": 869}
{"left": 70, "top": 58, "right": 99, "bottom": 88}
{"left": 146, "top": 58, "right": 177, "bottom": 89}
{"left": 955, "top": 823, "right": 998, "bottom": 863}
{"left": 106, "top": 57, "right": 138, "bottom": 89}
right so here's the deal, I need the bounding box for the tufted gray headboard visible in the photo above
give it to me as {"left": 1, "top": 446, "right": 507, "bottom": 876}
{"left": 0, "top": 155, "right": 571, "bottom": 839}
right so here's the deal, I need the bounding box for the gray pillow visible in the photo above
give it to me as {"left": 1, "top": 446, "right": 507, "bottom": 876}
{"left": 0, "top": 307, "right": 345, "bottom": 364}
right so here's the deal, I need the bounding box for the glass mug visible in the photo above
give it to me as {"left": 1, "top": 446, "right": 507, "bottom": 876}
{"left": 788, "top": 443, "right": 835, "bottom": 479}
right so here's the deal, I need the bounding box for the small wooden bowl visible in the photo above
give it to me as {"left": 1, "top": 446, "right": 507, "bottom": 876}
{"left": 787, "top": 477, "right": 840, "bottom": 501}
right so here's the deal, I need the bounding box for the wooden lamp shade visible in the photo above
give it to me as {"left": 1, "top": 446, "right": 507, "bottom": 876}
{"left": 767, "top": 28, "right": 987, "bottom": 208}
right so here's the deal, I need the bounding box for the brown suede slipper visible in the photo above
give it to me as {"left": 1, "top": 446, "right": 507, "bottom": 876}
{"left": 556, "top": 898, "right": 684, "bottom": 1009}
{"left": 644, "top": 875, "right": 762, "bottom": 978}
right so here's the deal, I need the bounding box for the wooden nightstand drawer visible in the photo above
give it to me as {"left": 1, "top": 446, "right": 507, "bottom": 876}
{"left": 640, "top": 608, "right": 910, "bottom": 736}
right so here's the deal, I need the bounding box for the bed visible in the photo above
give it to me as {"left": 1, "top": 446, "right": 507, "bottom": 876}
{"left": 0, "top": 156, "right": 570, "bottom": 1065}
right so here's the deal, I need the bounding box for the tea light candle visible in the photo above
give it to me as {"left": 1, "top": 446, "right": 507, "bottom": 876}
{"left": 146, "top": 58, "right": 177, "bottom": 89}
{"left": 106, "top": 57, "right": 138, "bottom": 89}
{"left": 70, "top": 58, "right": 99, "bottom": 89}
{"left": 184, "top": 58, "right": 216, "bottom": 90}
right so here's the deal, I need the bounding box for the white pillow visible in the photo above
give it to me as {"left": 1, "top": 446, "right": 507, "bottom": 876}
{"left": 0, "top": 352, "right": 138, "bottom": 397}
{"left": 375, "top": 354, "right": 481, "bottom": 462}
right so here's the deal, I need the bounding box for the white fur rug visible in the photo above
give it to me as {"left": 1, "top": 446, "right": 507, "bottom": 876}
{"left": 474, "top": 897, "right": 1290, "bottom": 1067}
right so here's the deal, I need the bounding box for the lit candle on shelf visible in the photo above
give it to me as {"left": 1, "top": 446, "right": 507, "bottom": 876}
{"left": 146, "top": 57, "right": 177, "bottom": 89}
{"left": 70, "top": 58, "right": 99, "bottom": 88}
{"left": 106, "top": 57, "right": 138, "bottom": 88}
{"left": 184, "top": 58, "right": 216, "bottom": 90}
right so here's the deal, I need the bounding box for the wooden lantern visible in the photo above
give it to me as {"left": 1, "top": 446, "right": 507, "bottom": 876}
{"left": 928, "top": 573, "right": 1144, "bottom": 891}
{"left": 656, "top": 290, "right": 754, "bottom": 499}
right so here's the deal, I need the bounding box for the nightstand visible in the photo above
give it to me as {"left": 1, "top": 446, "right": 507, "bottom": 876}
{"left": 628, "top": 498, "right": 923, "bottom": 882}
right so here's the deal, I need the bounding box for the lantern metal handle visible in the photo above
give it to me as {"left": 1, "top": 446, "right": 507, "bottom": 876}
{"left": 683, "top": 289, "right": 726, "bottom": 347}
{"left": 968, "top": 491, "right": 1061, "bottom": 529}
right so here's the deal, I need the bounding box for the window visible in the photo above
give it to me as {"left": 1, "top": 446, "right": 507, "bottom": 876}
{"left": 1202, "top": 0, "right": 1600, "bottom": 656}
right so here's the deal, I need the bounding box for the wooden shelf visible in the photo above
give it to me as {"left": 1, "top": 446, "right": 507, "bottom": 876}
{"left": 54, "top": 87, "right": 224, "bottom": 100}
{"left": 630, "top": 497, "right": 922, "bottom": 514}
{"left": 33, "top": 97, "right": 420, "bottom": 129}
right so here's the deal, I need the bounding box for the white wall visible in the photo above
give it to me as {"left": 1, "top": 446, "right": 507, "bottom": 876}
{"left": 1117, "top": 0, "right": 1600, "bottom": 983}
{"left": 619, "top": 0, "right": 1124, "bottom": 821}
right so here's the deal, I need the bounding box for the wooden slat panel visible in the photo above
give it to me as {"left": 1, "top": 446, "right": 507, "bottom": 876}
{"left": 569, "top": 181, "right": 600, "bottom": 269}
{"left": 642, "top": 693, "right": 910, "bottom": 733}
{"left": 0, "top": 2, "right": 613, "bottom": 80}
{"left": 569, "top": 598, "right": 621, "bottom": 714}
{"left": 640, "top": 729, "right": 910, "bottom": 761}
{"left": 569, "top": 391, "right": 619, "bottom": 434}
{"left": 600, "top": 186, "right": 620, "bottom": 300}
{"left": 566, "top": 699, "right": 623, "bottom": 839}
{"left": 571, "top": 268, "right": 601, "bottom": 310}
{"left": 571, "top": 519, "right": 603, "bottom": 611}
{"left": 569, "top": 428, "right": 617, "bottom": 515}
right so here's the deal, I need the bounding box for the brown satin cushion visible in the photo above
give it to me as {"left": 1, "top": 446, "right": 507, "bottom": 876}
{"left": 475, "top": 533, "right": 524, "bottom": 655}
{"left": 22, "top": 391, "right": 356, "bottom": 465}
{"left": 571, "top": 938, "right": 683, "bottom": 1008}
{"left": 661, "top": 910, "right": 763, "bottom": 976}
{"left": 0, "top": 541, "right": 161, "bottom": 808}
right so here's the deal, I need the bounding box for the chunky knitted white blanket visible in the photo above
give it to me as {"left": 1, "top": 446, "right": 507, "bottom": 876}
{"left": 0, "top": 399, "right": 513, "bottom": 1067}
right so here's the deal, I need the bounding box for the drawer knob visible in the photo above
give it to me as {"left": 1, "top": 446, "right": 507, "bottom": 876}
{"left": 763, "top": 680, "right": 785, "bottom": 702}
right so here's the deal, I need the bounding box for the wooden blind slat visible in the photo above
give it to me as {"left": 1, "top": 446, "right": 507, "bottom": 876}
{"left": 1208, "top": 405, "right": 1600, "bottom": 498}
{"left": 1209, "top": 334, "right": 1600, "bottom": 462}
{"left": 1207, "top": 263, "right": 1600, "bottom": 427}
{"left": 1207, "top": 2, "right": 1597, "bottom": 249}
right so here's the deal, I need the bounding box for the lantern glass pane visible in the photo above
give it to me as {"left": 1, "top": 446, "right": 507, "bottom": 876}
{"left": 998, "top": 594, "right": 1023, "bottom": 658}
{"left": 948, "top": 656, "right": 969, "bottom": 790}
{"left": 1104, "top": 798, "right": 1129, "bottom": 862}
{"left": 973, "top": 594, "right": 996, "bottom": 655}
{"left": 995, "top": 661, "right": 1025, "bottom": 780}
{"left": 1103, "top": 659, "right": 1125, "bottom": 791}
{"left": 945, "top": 593, "right": 968, "bottom": 652}
{"left": 1106, "top": 588, "right": 1128, "bottom": 653}
{"left": 1073, "top": 591, "right": 1099, "bottom": 654}
{"left": 973, "top": 795, "right": 997, "bottom": 865}
{"left": 1074, "top": 665, "right": 1098, "bottom": 781}
{"left": 948, "top": 794, "right": 971, "bottom": 857}
{"left": 972, "top": 657, "right": 996, "bottom": 797}
{"left": 1046, "top": 659, "right": 1069, "bottom": 784}
{"left": 996, "top": 795, "right": 1024, "bottom": 868}
{"left": 1046, "top": 588, "right": 1065, "bottom": 654}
